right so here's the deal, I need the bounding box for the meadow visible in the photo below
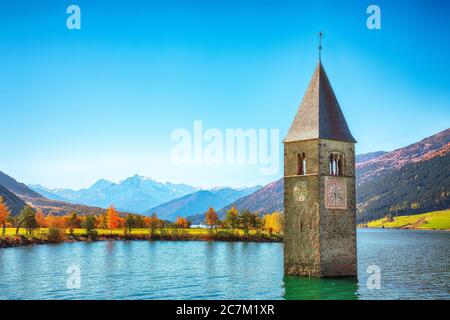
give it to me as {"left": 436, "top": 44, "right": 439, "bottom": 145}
{"left": 363, "top": 209, "right": 450, "bottom": 230}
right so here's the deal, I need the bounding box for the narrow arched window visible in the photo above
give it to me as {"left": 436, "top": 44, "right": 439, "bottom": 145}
{"left": 330, "top": 154, "right": 337, "bottom": 175}
{"left": 297, "top": 153, "right": 303, "bottom": 175}
{"left": 329, "top": 154, "right": 333, "bottom": 175}
{"left": 335, "top": 154, "right": 339, "bottom": 175}
{"left": 337, "top": 155, "right": 344, "bottom": 176}
{"left": 297, "top": 153, "right": 306, "bottom": 175}
{"left": 302, "top": 152, "right": 307, "bottom": 175}
{"left": 330, "top": 153, "right": 344, "bottom": 176}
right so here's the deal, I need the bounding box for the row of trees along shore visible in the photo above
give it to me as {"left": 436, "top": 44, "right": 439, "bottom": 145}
{"left": 0, "top": 196, "right": 283, "bottom": 242}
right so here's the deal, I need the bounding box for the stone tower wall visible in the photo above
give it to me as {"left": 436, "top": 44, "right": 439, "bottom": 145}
{"left": 319, "top": 139, "right": 356, "bottom": 277}
{"left": 284, "top": 139, "right": 357, "bottom": 277}
{"left": 284, "top": 140, "right": 321, "bottom": 276}
{"left": 284, "top": 174, "right": 320, "bottom": 276}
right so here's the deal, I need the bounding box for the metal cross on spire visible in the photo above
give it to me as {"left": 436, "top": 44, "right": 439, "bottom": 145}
{"left": 318, "top": 32, "right": 323, "bottom": 61}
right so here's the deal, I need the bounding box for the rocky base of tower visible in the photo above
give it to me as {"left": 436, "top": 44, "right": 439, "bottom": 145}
{"left": 285, "top": 262, "right": 357, "bottom": 278}
{"left": 284, "top": 263, "right": 321, "bottom": 277}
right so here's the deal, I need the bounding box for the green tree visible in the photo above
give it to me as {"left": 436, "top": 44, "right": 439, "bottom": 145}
{"left": 239, "top": 209, "right": 254, "bottom": 237}
{"left": 16, "top": 206, "right": 37, "bottom": 235}
{"left": 253, "top": 213, "right": 263, "bottom": 236}
{"left": 125, "top": 214, "right": 135, "bottom": 236}
{"left": 82, "top": 215, "right": 98, "bottom": 240}
{"left": 225, "top": 207, "right": 239, "bottom": 231}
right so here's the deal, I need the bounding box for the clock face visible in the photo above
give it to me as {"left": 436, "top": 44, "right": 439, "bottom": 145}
{"left": 325, "top": 177, "right": 346, "bottom": 209}
{"left": 293, "top": 181, "right": 307, "bottom": 202}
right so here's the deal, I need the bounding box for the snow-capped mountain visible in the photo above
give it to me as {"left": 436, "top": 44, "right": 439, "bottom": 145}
{"left": 29, "top": 175, "right": 199, "bottom": 213}
{"left": 29, "top": 175, "right": 261, "bottom": 216}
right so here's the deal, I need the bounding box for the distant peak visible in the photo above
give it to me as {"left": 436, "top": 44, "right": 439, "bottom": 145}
{"left": 91, "top": 179, "right": 114, "bottom": 189}
{"left": 130, "top": 174, "right": 154, "bottom": 181}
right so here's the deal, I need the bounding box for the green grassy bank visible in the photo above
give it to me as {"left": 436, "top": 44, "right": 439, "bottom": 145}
{"left": 0, "top": 227, "right": 282, "bottom": 248}
{"left": 360, "top": 209, "right": 450, "bottom": 231}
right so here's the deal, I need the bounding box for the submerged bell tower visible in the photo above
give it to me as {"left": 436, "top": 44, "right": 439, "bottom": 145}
{"left": 283, "top": 35, "right": 357, "bottom": 277}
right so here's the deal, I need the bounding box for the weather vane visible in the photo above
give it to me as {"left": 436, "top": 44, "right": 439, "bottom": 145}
{"left": 318, "top": 32, "right": 323, "bottom": 61}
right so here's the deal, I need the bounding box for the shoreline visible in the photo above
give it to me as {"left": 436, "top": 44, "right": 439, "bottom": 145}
{"left": 2, "top": 227, "right": 447, "bottom": 249}
{"left": 358, "top": 210, "right": 450, "bottom": 231}
{"left": 0, "top": 233, "right": 283, "bottom": 249}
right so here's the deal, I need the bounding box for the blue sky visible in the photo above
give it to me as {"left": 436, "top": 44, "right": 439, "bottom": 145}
{"left": 0, "top": 0, "right": 449, "bottom": 189}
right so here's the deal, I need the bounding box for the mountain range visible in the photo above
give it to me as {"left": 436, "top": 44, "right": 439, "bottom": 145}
{"left": 148, "top": 186, "right": 261, "bottom": 221}
{"left": 356, "top": 128, "right": 450, "bottom": 222}
{"left": 356, "top": 129, "right": 449, "bottom": 186}
{"left": 218, "top": 180, "right": 283, "bottom": 218}
{"left": 29, "top": 175, "right": 199, "bottom": 213}
{"left": 28, "top": 176, "right": 260, "bottom": 217}
{"left": 355, "top": 151, "right": 388, "bottom": 163}
{"left": 187, "top": 180, "right": 283, "bottom": 224}
{"left": 0, "top": 171, "right": 107, "bottom": 216}
{"left": 0, "top": 184, "right": 27, "bottom": 216}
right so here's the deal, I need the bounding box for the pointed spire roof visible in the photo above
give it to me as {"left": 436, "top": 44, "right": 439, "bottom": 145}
{"left": 284, "top": 62, "right": 356, "bottom": 143}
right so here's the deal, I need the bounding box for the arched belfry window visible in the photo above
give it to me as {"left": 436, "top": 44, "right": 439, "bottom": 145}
{"left": 337, "top": 156, "right": 343, "bottom": 176}
{"left": 297, "top": 153, "right": 306, "bottom": 175}
{"left": 302, "top": 153, "right": 307, "bottom": 175}
{"left": 329, "top": 154, "right": 334, "bottom": 175}
{"left": 329, "top": 153, "right": 344, "bottom": 176}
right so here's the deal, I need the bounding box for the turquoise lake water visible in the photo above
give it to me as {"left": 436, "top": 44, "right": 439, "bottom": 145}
{"left": 0, "top": 229, "right": 448, "bottom": 300}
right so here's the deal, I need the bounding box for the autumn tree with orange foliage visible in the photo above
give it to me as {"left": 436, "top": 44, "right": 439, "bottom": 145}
{"left": 0, "top": 196, "right": 11, "bottom": 236}
{"left": 175, "top": 216, "right": 188, "bottom": 229}
{"left": 205, "top": 207, "right": 218, "bottom": 235}
{"left": 35, "top": 209, "right": 46, "bottom": 229}
{"left": 107, "top": 205, "right": 120, "bottom": 234}
{"left": 46, "top": 214, "right": 67, "bottom": 228}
